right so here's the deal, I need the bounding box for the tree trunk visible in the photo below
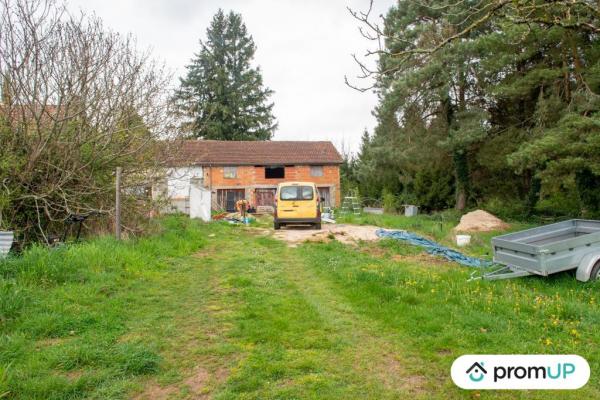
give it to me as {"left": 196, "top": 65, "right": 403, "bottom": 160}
{"left": 450, "top": 71, "right": 470, "bottom": 211}
{"left": 569, "top": 32, "right": 584, "bottom": 87}
{"left": 453, "top": 150, "right": 469, "bottom": 211}
{"left": 524, "top": 170, "right": 541, "bottom": 217}
{"left": 456, "top": 189, "right": 467, "bottom": 211}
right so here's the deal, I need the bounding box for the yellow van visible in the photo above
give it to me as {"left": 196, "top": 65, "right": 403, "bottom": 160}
{"left": 274, "top": 182, "right": 321, "bottom": 230}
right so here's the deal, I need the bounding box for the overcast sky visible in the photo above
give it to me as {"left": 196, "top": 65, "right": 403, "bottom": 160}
{"left": 68, "top": 0, "right": 395, "bottom": 153}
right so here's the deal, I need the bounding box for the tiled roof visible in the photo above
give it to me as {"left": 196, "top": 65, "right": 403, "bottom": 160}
{"left": 171, "top": 140, "right": 343, "bottom": 166}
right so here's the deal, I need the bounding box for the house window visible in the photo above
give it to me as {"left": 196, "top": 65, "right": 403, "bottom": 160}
{"left": 223, "top": 166, "right": 237, "bottom": 179}
{"left": 310, "top": 166, "right": 323, "bottom": 177}
{"left": 265, "top": 166, "right": 285, "bottom": 179}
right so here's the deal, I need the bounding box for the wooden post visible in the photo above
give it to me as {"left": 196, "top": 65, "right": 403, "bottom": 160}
{"left": 115, "top": 167, "right": 122, "bottom": 240}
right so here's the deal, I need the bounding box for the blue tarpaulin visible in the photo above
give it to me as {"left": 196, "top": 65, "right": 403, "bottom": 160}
{"left": 376, "top": 229, "right": 492, "bottom": 268}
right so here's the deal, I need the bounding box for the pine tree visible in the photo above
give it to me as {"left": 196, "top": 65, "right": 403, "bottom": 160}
{"left": 358, "top": 1, "right": 490, "bottom": 211}
{"left": 174, "top": 9, "right": 276, "bottom": 140}
{"left": 351, "top": 0, "right": 600, "bottom": 217}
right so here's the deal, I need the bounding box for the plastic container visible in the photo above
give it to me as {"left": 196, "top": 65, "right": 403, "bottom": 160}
{"left": 456, "top": 234, "right": 471, "bottom": 247}
{"left": 404, "top": 205, "right": 419, "bottom": 217}
{"left": 0, "top": 231, "right": 14, "bottom": 257}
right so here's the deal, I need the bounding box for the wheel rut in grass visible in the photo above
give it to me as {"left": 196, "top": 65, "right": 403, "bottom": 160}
{"left": 279, "top": 244, "right": 428, "bottom": 396}
{"left": 134, "top": 228, "right": 428, "bottom": 399}
{"left": 132, "top": 245, "right": 239, "bottom": 400}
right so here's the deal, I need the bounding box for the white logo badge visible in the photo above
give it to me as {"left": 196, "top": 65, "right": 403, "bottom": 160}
{"left": 451, "top": 355, "right": 589, "bottom": 390}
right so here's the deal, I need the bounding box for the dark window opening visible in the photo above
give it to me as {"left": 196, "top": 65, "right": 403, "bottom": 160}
{"left": 265, "top": 166, "right": 285, "bottom": 179}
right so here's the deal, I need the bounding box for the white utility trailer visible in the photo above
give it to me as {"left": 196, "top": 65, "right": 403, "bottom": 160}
{"left": 485, "top": 219, "right": 600, "bottom": 281}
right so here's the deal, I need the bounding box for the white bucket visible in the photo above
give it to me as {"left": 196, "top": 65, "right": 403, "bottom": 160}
{"left": 456, "top": 234, "right": 471, "bottom": 247}
{"left": 404, "top": 205, "right": 418, "bottom": 217}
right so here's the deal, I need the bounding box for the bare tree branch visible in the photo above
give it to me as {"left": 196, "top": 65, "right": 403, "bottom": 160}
{"left": 0, "top": 0, "right": 178, "bottom": 241}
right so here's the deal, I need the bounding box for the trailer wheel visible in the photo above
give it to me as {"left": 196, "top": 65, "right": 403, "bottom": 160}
{"left": 590, "top": 261, "right": 600, "bottom": 280}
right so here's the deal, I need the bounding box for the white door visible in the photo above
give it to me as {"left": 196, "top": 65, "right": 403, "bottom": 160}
{"left": 189, "top": 178, "right": 211, "bottom": 222}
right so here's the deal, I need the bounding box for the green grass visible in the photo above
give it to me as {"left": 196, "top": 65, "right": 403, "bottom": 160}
{"left": 0, "top": 216, "right": 209, "bottom": 399}
{"left": 0, "top": 213, "right": 599, "bottom": 399}
{"left": 335, "top": 210, "right": 535, "bottom": 257}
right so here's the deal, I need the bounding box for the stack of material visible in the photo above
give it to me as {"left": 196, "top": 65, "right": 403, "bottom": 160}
{"left": 212, "top": 212, "right": 228, "bottom": 220}
{"left": 322, "top": 213, "right": 336, "bottom": 224}
{"left": 255, "top": 205, "right": 274, "bottom": 214}
{"left": 454, "top": 210, "right": 509, "bottom": 232}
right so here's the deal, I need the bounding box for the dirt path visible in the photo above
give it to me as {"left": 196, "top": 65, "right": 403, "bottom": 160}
{"left": 273, "top": 223, "right": 381, "bottom": 247}
{"left": 280, "top": 247, "right": 427, "bottom": 396}
{"left": 132, "top": 244, "right": 240, "bottom": 400}
{"left": 132, "top": 226, "right": 429, "bottom": 399}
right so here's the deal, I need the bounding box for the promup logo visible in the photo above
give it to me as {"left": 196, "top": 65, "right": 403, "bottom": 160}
{"left": 451, "top": 355, "right": 589, "bottom": 390}
{"left": 466, "top": 362, "right": 487, "bottom": 382}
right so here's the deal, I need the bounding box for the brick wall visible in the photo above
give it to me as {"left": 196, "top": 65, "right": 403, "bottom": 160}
{"left": 204, "top": 165, "right": 341, "bottom": 206}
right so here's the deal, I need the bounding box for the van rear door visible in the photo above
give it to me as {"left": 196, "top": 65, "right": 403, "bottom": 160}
{"left": 277, "top": 185, "right": 317, "bottom": 219}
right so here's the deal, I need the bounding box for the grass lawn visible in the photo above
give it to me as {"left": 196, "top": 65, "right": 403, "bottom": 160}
{"left": 1, "top": 214, "right": 599, "bottom": 399}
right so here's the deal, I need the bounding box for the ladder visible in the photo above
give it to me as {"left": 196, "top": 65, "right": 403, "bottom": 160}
{"left": 341, "top": 196, "right": 361, "bottom": 215}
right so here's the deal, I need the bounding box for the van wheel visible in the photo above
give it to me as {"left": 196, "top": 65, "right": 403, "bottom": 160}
{"left": 274, "top": 222, "right": 281, "bottom": 230}
{"left": 314, "top": 223, "right": 321, "bottom": 230}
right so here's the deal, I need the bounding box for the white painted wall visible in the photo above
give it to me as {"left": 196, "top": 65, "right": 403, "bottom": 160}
{"left": 165, "top": 167, "right": 203, "bottom": 199}
{"left": 189, "top": 178, "right": 211, "bottom": 222}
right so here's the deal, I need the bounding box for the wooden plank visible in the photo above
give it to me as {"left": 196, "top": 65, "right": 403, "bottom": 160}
{"left": 115, "top": 167, "right": 122, "bottom": 240}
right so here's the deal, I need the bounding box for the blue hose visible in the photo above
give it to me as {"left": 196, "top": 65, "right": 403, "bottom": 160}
{"left": 376, "top": 229, "right": 492, "bottom": 268}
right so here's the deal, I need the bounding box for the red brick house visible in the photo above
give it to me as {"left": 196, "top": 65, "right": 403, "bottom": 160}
{"left": 165, "top": 140, "right": 343, "bottom": 212}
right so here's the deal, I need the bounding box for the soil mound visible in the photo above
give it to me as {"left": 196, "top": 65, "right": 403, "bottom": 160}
{"left": 454, "top": 210, "right": 508, "bottom": 232}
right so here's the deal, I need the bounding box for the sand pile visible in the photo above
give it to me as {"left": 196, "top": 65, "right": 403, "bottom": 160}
{"left": 454, "top": 210, "right": 508, "bottom": 232}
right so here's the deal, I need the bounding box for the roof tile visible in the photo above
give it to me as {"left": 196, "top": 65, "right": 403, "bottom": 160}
{"left": 172, "top": 140, "right": 343, "bottom": 166}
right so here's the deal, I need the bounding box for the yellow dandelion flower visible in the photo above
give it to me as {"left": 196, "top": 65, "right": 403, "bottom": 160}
{"left": 570, "top": 329, "right": 580, "bottom": 338}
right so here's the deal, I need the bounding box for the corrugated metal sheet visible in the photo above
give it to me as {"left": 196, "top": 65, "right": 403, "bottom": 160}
{"left": 0, "top": 231, "right": 14, "bottom": 257}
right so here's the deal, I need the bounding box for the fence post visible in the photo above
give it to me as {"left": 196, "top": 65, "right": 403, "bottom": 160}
{"left": 115, "top": 167, "right": 122, "bottom": 240}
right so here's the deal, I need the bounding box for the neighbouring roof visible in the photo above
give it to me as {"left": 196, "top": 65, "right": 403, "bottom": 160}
{"left": 171, "top": 140, "right": 343, "bottom": 166}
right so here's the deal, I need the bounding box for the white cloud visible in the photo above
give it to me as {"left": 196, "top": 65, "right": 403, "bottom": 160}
{"left": 67, "top": 0, "right": 395, "bottom": 153}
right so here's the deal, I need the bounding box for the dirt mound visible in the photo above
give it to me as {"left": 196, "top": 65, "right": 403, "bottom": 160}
{"left": 273, "top": 224, "right": 380, "bottom": 247}
{"left": 453, "top": 210, "right": 509, "bottom": 232}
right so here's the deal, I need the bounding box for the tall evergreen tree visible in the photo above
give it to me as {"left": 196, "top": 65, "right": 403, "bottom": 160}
{"left": 174, "top": 9, "right": 276, "bottom": 140}
{"left": 351, "top": 0, "right": 600, "bottom": 218}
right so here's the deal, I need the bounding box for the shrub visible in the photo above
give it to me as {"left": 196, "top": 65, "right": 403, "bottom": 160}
{"left": 413, "top": 167, "right": 454, "bottom": 212}
{"left": 480, "top": 197, "right": 528, "bottom": 221}
{"left": 382, "top": 189, "right": 399, "bottom": 213}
